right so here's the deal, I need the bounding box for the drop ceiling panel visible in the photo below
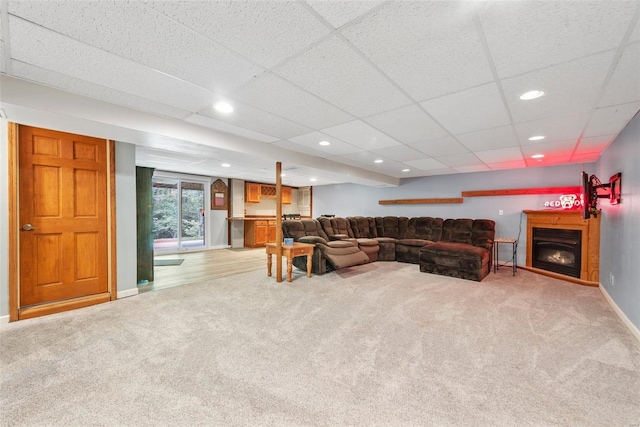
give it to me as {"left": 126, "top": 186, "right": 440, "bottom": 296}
{"left": 183, "top": 114, "right": 279, "bottom": 143}
{"left": 571, "top": 152, "right": 601, "bottom": 163}
{"left": 479, "top": 1, "right": 637, "bottom": 78}
{"left": 371, "top": 144, "right": 427, "bottom": 162}
{"left": 321, "top": 120, "right": 402, "bottom": 150}
{"left": 598, "top": 43, "right": 640, "bottom": 108}
{"left": 410, "top": 136, "right": 470, "bottom": 157}
{"left": 435, "top": 153, "right": 484, "bottom": 168}
{"left": 520, "top": 139, "right": 577, "bottom": 158}
{"left": 583, "top": 102, "right": 640, "bottom": 137}
{"left": 403, "top": 158, "right": 448, "bottom": 171}
{"left": 144, "top": 0, "right": 330, "bottom": 69}
{"left": 503, "top": 52, "right": 616, "bottom": 123}
{"left": 306, "top": 1, "right": 384, "bottom": 29}
{"left": 9, "top": 17, "right": 213, "bottom": 113}
{"left": 363, "top": 105, "right": 448, "bottom": 144}
{"left": 8, "top": 1, "right": 263, "bottom": 93}
{"left": 232, "top": 73, "right": 353, "bottom": 129}
{"left": 514, "top": 112, "right": 591, "bottom": 145}
{"left": 0, "top": 42, "right": 5, "bottom": 73}
{"left": 475, "top": 147, "right": 524, "bottom": 164}
{"left": 198, "top": 102, "right": 312, "bottom": 140}
{"left": 288, "top": 131, "right": 362, "bottom": 155}
{"left": 274, "top": 36, "right": 412, "bottom": 117}
{"left": 487, "top": 160, "right": 527, "bottom": 171}
{"left": 456, "top": 125, "right": 519, "bottom": 151}
{"left": 342, "top": 1, "right": 494, "bottom": 101}
{"left": 272, "top": 140, "right": 329, "bottom": 158}
{"left": 575, "top": 135, "right": 615, "bottom": 154}
{"left": 455, "top": 165, "right": 490, "bottom": 173}
{"left": 525, "top": 155, "right": 572, "bottom": 167}
{"left": 420, "top": 83, "right": 510, "bottom": 135}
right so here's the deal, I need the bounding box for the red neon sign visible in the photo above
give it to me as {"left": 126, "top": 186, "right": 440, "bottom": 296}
{"left": 543, "top": 194, "right": 583, "bottom": 209}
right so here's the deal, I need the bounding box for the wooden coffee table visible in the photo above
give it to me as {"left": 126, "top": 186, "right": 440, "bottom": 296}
{"left": 265, "top": 242, "right": 315, "bottom": 282}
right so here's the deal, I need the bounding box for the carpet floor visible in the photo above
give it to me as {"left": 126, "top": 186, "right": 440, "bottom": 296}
{"left": 1, "top": 263, "right": 639, "bottom": 426}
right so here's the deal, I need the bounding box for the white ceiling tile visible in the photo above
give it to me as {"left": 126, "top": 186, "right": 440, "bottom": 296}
{"left": 410, "top": 136, "right": 470, "bottom": 157}
{"left": 8, "top": 1, "right": 263, "bottom": 93}
{"left": 198, "top": 102, "right": 312, "bottom": 140}
{"left": 420, "top": 83, "right": 511, "bottom": 134}
{"left": 274, "top": 36, "right": 412, "bottom": 117}
{"left": 514, "top": 112, "right": 591, "bottom": 145}
{"left": 487, "top": 160, "right": 527, "bottom": 171}
{"left": 520, "top": 139, "right": 577, "bottom": 158}
{"left": 183, "top": 114, "right": 279, "bottom": 143}
{"left": 288, "top": 131, "right": 362, "bottom": 155}
{"left": 232, "top": 73, "right": 352, "bottom": 129}
{"left": 143, "top": 0, "right": 330, "bottom": 69}
{"left": 0, "top": 42, "right": 5, "bottom": 74}
{"left": 11, "top": 61, "right": 192, "bottom": 120}
{"left": 403, "top": 158, "right": 448, "bottom": 171}
{"left": 371, "top": 144, "right": 427, "bottom": 162}
{"left": 342, "top": 1, "right": 494, "bottom": 101}
{"left": 321, "top": 120, "right": 402, "bottom": 150}
{"left": 475, "top": 147, "right": 524, "bottom": 164}
{"left": 412, "top": 168, "right": 460, "bottom": 177}
{"left": 575, "top": 135, "right": 615, "bottom": 154}
{"left": 436, "top": 153, "right": 483, "bottom": 168}
{"left": 571, "top": 152, "right": 601, "bottom": 163}
{"left": 456, "top": 125, "right": 519, "bottom": 151}
{"left": 525, "top": 155, "right": 572, "bottom": 167}
{"left": 584, "top": 102, "right": 640, "bottom": 137}
{"left": 271, "top": 140, "right": 329, "bottom": 158}
{"left": 363, "top": 105, "right": 448, "bottom": 144}
{"left": 9, "top": 17, "right": 214, "bottom": 113}
{"left": 503, "top": 52, "right": 616, "bottom": 123}
{"left": 306, "top": 1, "right": 384, "bottom": 29}
{"left": 631, "top": 22, "right": 640, "bottom": 43}
{"left": 598, "top": 42, "right": 640, "bottom": 108}
{"left": 479, "top": 1, "right": 638, "bottom": 78}
{"left": 455, "top": 165, "right": 490, "bottom": 173}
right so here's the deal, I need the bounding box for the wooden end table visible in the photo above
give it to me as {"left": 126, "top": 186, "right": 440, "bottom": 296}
{"left": 266, "top": 242, "right": 314, "bottom": 282}
{"left": 493, "top": 238, "right": 518, "bottom": 276}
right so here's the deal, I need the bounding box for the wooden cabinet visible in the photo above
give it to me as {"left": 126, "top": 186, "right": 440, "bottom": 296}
{"left": 245, "top": 182, "right": 261, "bottom": 203}
{"left": 244, "top": 219, "right": 278, "bottom": 247}
{"left": 282, "top": 186, "right": 292, "bottom": 204}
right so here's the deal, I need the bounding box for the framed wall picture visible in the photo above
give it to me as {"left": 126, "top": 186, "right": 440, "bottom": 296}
{"left": 210, "top": 179, "right": 228, "bottom": 210}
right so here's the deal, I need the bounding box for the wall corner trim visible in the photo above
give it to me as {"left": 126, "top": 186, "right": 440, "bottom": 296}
{"left": 117, "top": 288, "right": 139, "bottom": 299}
{"left": 599, "top": 284, "right": 640, "bottom": 343}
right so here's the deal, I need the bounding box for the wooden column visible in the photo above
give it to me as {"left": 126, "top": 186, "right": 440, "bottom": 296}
{"left": 276, "top": 162, "right": 283, "bottom": 282}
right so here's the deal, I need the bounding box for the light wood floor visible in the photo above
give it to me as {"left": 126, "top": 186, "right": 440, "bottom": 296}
{"left": 139, "top": 248, "right": 267, "bottom": 293}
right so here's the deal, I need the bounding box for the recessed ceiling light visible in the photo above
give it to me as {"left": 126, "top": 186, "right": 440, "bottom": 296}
{"left": 519, "top": 90, "right": 545, "bottom": 101}
{"left": 310, "top": 178, "right": 317, "bottom": 182}
{"left": 531, "top": 154, "right": 545, "bottom": 159}
{"left": 214, "top": 102, "right": 234, "bottom": 113}
{"left": 221, "top": 163, "right": 231, "bottom": 167}
{"left": 402, "top": 168, "right": 410, "bottom": 172}
{"left": 374, "top": 159, "right": 384, "bottom": 163}
{"left": 280, "top": 173, "right": 286, "bottom": 177}
{"left": 318, "top": 140, "right": 331, "bottom": 146}
{"left": 528, "top": 135, "right": 546, "bottom": 141}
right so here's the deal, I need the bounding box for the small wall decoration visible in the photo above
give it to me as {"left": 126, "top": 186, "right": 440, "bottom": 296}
{"left": 543, "top": 194, "right": 582, "bottom": 210}
{"left": 210, "top": 179, "right": 228, "bottom": 210}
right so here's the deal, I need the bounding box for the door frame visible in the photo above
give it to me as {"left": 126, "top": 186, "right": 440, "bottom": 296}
{"left": 7, "top": 123, "right": 118, "bottom": 321}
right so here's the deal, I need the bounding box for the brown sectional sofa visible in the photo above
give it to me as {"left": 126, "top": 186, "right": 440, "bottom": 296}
{"left": 282, "top": 216, "right": 495, "bottom": 281}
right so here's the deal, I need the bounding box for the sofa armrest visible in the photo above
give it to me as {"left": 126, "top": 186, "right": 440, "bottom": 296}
{"left": 298, "top": 236, "right": 328, "bottom": 245}
{"left": 329, "top": 234, "right": 350, "bottom": 241}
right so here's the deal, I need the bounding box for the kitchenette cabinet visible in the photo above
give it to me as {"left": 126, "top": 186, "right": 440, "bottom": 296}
{"left": 244, "top": 219, "right": 277, "bottom": 247}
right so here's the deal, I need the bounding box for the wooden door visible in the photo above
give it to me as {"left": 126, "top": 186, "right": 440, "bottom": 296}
{"left": 19, "top": 126, "right": 109, "bottom": 307}
{"left": 267, "top": 221, "right": 276, "bottom": 243}
{"left": 255, "top": 221, "right": 267, "bottom": 246}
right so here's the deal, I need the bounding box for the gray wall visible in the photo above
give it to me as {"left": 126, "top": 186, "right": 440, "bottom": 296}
{"left": 313, "top": 162, "right": 596, "bottom": 271}
{"left": 115, "top": 141, "right": 138, "bottom": 296}
{"left": 596, "top": 111, "right": 640, "bottom": 330}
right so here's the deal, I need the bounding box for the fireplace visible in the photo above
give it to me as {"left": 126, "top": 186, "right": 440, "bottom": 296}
{"left": 532, "top": 228, "right": 581, "bottom": 278}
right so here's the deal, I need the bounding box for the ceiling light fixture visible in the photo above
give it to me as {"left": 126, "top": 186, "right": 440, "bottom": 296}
{"left": 221, "top": 163, "right": 231, "bottom": 167}
{"left": 318, "top": 140, "right": 331, "bottom": 146}
{"left": 374, "top": 159, "right": 383, "bottom": 163}
{"left": 310, "top": 178, "right": 317, "bottom": 182}
{"left": 214, "top": 101, "right": 234, "bottom": 113}
{"left": 531, "top": 154, "right": 545, "bottom": 159}
{"left": 280, "top": 173, "right": 286, "bottom": 177}
{"left": 402, "top": 168, "right": 410, "bottom": 172}
{"left": 519, "top": 90, "right": 545, "bottom": 101}
{"left": 528, "top": 135, "right": 546, "bottom": 141}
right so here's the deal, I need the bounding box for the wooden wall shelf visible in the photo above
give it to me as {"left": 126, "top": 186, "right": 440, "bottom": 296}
{"left": 379, "top": 198, "right": 463, "bottom": 205}
{"left": 462, "top": 186, "right": 581, "bottom": 198}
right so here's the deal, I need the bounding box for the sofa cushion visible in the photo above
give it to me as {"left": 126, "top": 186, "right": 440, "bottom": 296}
{"left": 356, "top": 238, "right": 378, "bottom": 247}
{"left": 441, "top": 218, "right": 473, "bottom": 244}
{"left": 419, "top": 242, "right": 489, "bottom": 270}
{"left": 397, "top": 238, "right": 432, "bottom": 247}
{"left": 330, "top": 217, "right": 355, "bottom": 238}
{"left": 298, "top": 235, "right": 327, "bottom": 245}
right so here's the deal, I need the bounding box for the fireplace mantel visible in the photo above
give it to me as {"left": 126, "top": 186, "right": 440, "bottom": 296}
{"left": 523, "top": 210, "right": 600, "bottom": 285}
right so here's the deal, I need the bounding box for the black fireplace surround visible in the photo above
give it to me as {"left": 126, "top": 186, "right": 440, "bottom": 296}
{"left": 532, "top": 227, "right": 582, "bottom": 278}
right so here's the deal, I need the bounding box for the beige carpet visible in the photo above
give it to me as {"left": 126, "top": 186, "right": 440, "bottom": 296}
{"left": 1, "top": 263, "right": 639, "bottom": 426}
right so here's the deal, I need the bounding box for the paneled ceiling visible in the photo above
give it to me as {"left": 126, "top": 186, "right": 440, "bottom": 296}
{"left": 1, "top": 1, "right": 639, "bottom": 186}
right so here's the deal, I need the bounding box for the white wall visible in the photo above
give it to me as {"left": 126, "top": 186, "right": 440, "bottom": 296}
{"left": 313, "top": 162, "right": 595, "bottom": 267}
{"left": 0, "top": 121, "right": 9, "bottom": 319}
{"left": 596, "top": 111, "right": 640, "bottom": 331}
{"left": 115, "top": 142, "right": 138, "bottom": 297}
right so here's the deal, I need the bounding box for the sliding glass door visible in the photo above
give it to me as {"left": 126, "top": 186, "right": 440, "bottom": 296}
{"left": 152, "top": 175, "right": 207, "bottom": 252}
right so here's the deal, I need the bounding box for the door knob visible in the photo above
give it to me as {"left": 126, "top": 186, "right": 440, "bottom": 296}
{"left": 22, "top": 224, "right": 36, "bottom": 231}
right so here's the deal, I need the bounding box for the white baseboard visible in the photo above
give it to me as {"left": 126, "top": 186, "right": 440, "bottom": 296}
{"left": 600, "top": 284, "right": 640, "bottom": 343}
{"left": 0, "top": 315, "right": 9, "bottom": 326}
{"left": 117, "top": 288, "right": 139, "bottom": 299}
